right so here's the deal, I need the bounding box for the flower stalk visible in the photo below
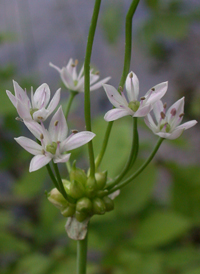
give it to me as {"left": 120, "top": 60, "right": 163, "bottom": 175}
{"left": 77, "top": 229, "right": 89, "bottom": 274}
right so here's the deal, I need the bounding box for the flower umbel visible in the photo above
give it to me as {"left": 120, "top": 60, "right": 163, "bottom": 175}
{"left": 6, "top": 81, "right": 60, "bottom": 122}
{"left": 14, "top": 106, "right": 95, "bottom": 172}
{"left": 144, "top": 98, "right": 198, "bottom": 139}
{"left": 50, "top": 58, "right": 111, "bottom": 92}
{"left": 103, "top": 71, "right": 168, "bottom": 121}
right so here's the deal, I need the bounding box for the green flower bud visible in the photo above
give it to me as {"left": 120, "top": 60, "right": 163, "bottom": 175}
{"left": 95, "top": 171, "right": 107, "bottom": 190}
{"left": 96, "top": 190, "right": 108, "bottom": 198}
{"left": 75, "top": 211, "right": 88, "bottom": 222}
{"left": 70, "top": 164, "right": 87, "bottom": 186}
{"left": 102, "top": 196, "right": 114, "bottom": 212}
{"left": 61, "top": 205, "right": 75, "bottom": 217}
{"left": 85, "top": 177, "right": 97, "bottom": 198}
{"left": 76, "top": 197, "right": 93, "bottom": 214}
{"left": 62, "top": 179, "right": 85, "bottom": 200}
{"left": 92, "top": 197, "right": 106, "bottom": 215}
{"left": 47, "top": 188, "right": 69, "bottom": 210}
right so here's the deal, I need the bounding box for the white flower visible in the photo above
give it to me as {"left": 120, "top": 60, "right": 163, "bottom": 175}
{"left": 103, "top": 71, "right": 168, "bottom": 121}
{"left": 6, "top": 81, "right": 60, "bottom": 122}
{"left": 144, "top": 97, "right": 198, "bottom": 139}
{"left": 49, "top": 58, "right": 111, "bottom": 92}
{"left": 14, "top": 106, "right": 95, "bottom": 172}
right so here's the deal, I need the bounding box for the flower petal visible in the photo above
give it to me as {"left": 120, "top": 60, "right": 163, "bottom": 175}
{"left": 53, "top": 153, "right": 71, "bottom": 163}
{"left": 29, "top": 154, "right": 52, "bottom": 172}
{"left": 134, "top": 104, "right": 152, "bottom": 117}
{"left": 49, "top": 106, "right": 68, "bottom": 142}
{"left": 90, "top": 77, "right": 111, "bottom": 91}
{"left": 144, "top": 81, "right": 168, "bottom": 105}
{"left": 24, "top": 120, "right": 43, "bottom": 140}
{"left": 14, "top": 136, "right": 42, "bottom": 155}
{"left": 16, "top": 101, "right": 32, "bottom": 120}
{"left": 46, "top": 88, "right": 61, "bottom": 115}
{"left": 152, "top": 100, "right": 165, "bottom": 123}
{"left": 33, "top": 83, "right": 50, "bottom": 109}
{"left": 125, "top": 71, "right": 139, "bottom": 102}
{"left": 6, "top": 90, "right": 18, "bottom": 107}
{"left": 61, "top": 68, "right": 74, "bottom": 89}
{"left": 13, "top": 80, "right": 30, "bottom": 106}
{"left": 103, "top": 84, "right": 128, "bottom": 108}
{"left": 33, "top": 108, "right": 49, "bottom": 122}
{"left": 104, "top": 108, "right": 131, "bottom": 121}
{"left": 49, "top": 62, "right": 62, "bottom": 73}
{"left": 175, "top": 120, "right": 198, "bottom": 131}
{"left": 61, "top": 131, "right": 95, "bottom": 152}
{"left": 166, "top": 97, "right": 185, "bottom": 129}
{"left": 144, "top": 114, "right": 157, "bottom": 132}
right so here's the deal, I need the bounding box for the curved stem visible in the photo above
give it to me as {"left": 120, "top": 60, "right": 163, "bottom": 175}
{"left": 106, "top": 117, "right": 138, "bottom": 190}
{"left": 52, "top": 162, "right": 75, "bottom": 204}
{"left": 46, "top": 163, "right": 60, "bottom": 191}
{"left": 77, "top": 228, "right": 89, "bottom": 274}
{"left": 84, "top": 0, "right": 102, "bottom": 178}
{"left": 95, "top": 121, "right": 113, "bottom": 170}
{"left": 65, "top": 91, "right": 78, "bottom": 120}
{"left": 96, "top": 0, "right": 140, "bottom": 169}
{"left": 107, "top": 137, "right": 164, "bottom": 195}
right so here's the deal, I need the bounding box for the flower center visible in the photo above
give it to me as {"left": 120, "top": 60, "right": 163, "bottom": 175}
{"left": 30, "top": 108, "right": 39, "bottom": 118}
{"left": 74, "top": 80, "right": 78, "bottom": 87}
{"left": 128, "top": 101, "right": 140, "bottom": 112}
{"left": 160, "top": 123, "right": 171, "bottom": 133}
{"left": 46, "top": 142, "right": 58, "bottom": 155}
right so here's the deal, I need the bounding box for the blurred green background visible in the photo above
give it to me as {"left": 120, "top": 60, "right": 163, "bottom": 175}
{"left": 0, "top": 0, "right": 200, "bottom": 273}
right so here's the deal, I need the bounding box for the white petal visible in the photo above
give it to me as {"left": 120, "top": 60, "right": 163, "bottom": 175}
{"left": 61, "top": 68, "right": 74, "bottom": 89}
{"left": 103, "top": 84, "right": 128, "bottom": 108}
{"left": 78, "top": 65, "right": 84, "bottom": 80}
{"left": 33, "top": 108, "right": 49, "bottom": 122}
{"left": 29, "top": 154, "right": 52, "bottom": 172}
{"left": 125, "top": 71, "right": 139, "bottom": 102}
{"left": 49, "top": 106, "right": 68, "bottom": 142}
{"left": 166, "top": 97, "right": 185, "bottom": 129}
{"left": 152, "top": 100, "right": 164, "bottom": 123}
{"left": 24, "top": 120, "right": 43, "bottom": 140}
{"left": 90, "top": 77, "right": 111, "bottom": 91}
{"left": 46, "top": 88, "right": 61, "bottom": 115}
{"left": 134, "top": 104, "right": 152, "bottom": 117}
{"left": 14, "top": 136, "right": 42, "bottom": 155}
{"left": 145, "top": 81, "right": 168, "bottom": 105}
{"left": 53, "top": 153, "right": 71, "bottom": 163}
{"left": 33, "top": 83, "right": 50, "bottom": 109}
{"left": 61, "top": 131, "right": 95, "bottom": 152}
{"left": 6, "top": 90, "right": 17, "bottom": 108}
{"left": 13, "top": 80, "right": 30, "bottom": 105}
{"left": 144, "top": 114, "right": 157, "bottom": 132}
{"left": 175, "top": 120, "right": 198, "bottom": 131}
{"left": 49, "top": 62, "right": 62, "bottom": 73}
{"left": 75, "top": 77, "right": 85, "bottom": 92}
{"left": 104, "top": 108, "right": 131, "bottom": 121}
{"left": 90, "top": 73, "right": 99, "bottom": 85}
{"left": 16, "top": 101, "right": 32, "bottom": 120}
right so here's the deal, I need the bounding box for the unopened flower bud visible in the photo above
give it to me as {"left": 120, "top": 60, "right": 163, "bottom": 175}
{"left": 62, "top": 179, "right": 85, "bottom": 200}
{"left": 95, "top": 171, "right": 107, "bottom": 190}
{"left": 70, "top": 163, "right": 87, "bottom": 186}
{"left": 75, "top": 211, "right": 88, "bottom": 222}
{"left": 61, "top": 204, "right": 75, "bottom": 217}
{"left": 102, "top": 196, "right": 114, "bottom": 212}
{"left": 96, "top": 190, "right": 108, "bottom": 198}
{"left": 85, "top": 176, "right": 97, "bottom": 198}
{"left": 47, "top": 188, "right": 69, "bottom": 210}
{"left": 92, "top": 197, "right": 106, "bottom": 215}
{"left": 76, "top": 197, "right": 93, "bottom": 214}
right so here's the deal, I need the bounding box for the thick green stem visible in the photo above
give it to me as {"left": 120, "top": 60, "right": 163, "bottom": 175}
{"left": 52, "top": 162, "right": 75, "bottom": 204}
{"left": 96, "top": 0, "right": 140, "bottom": 169}
{"left": 95, "top": 121, "right": 113, "bottom": 170}
{"left": 65, "top": 91, "right": 78, "bottom": 119}
{"left": 84, "top": 0, "right": 101, "bottom": 178}
{"left": 77, "top": 230, "right": 89, "bottom": 274}
{"left": 106, "top": 117, "right": 138, "bottom": 190}
{"left": 107, "top": 138, "right": 164, "bottom": 195}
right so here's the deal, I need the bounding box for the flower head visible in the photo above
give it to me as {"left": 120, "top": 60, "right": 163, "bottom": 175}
{"left": 6, "top": 81, "right": 60, "bottom": 122}
{"left": 103, "top": 71, "right": 168, "bottom": 121}
{"left": 144, "top": 97, "right": 198, "bottom": 139}
{"left": 50, "top": 58, "right": 110, "bottom": 92}
{"left": 14, "top": 106, "right": 95, "bottom": 172}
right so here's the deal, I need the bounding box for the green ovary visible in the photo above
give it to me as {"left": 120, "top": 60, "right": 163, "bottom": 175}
{"left": 30, "top": 108, "right": 39, "bottom": 118}
{"left": 128, "top": 101, "right": 140, "bottom": 112}
{"left": 160, "top": 123, "right": 171, "bottom": 133}
{"left": 46, "top": 142, "right": 58, "bottom": 155}
{"left": 74, "top": 80, "right": 78, "bottom": 86}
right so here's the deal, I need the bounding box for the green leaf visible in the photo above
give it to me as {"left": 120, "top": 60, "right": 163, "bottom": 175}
{"left": 132, "top": 210, "right": 192, "bottom": 249}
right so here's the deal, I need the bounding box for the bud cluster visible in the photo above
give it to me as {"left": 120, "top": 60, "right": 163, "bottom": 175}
{"left": 47, "top": 166, "right": 114, "bottom": 222}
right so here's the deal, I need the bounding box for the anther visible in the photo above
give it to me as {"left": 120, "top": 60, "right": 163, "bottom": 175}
{"left": 140, "top": 97, "right": 145, "bottom": 100}
{"left": 15, "top": 117, "right": 23, "bottom": 122}
{"left": 119, "top": 86, "right": 123, "bottom": 92}
{"left": 129, "top": 72, "right": 133, "bottom": 78}
{"left": 37, "top": 116, "right": 43, "bottom": 120}
{"left": 71, "top": 63, "right": 76, "bottom": 67}
{"left": 163, "top": 103, "right": 167, "bottom": 109}
{"left": 40, "top": 134, "right": 44, "bottom": 140}
{"left": 72, "top": 129, "right": 78, "bottom": 134}
{"left": 170, "top": 108, "right": 176, "bottom": 116}
{"left": 179, "top": 113, "right": 184, "bottom": 118}
{"left": 42, "top": 149, "right": 45, "bottom": 155}
{"left": 160, "top": 112, "right": 165, "bottom": 119}
{"left": 151, "top": 88, "right": 155, "bottom": 91}
{"left": 95, "top": 71, "right": 100, "bottom": 75}
{"left": 54, "top": 120, "right": 59, "bottom": 126}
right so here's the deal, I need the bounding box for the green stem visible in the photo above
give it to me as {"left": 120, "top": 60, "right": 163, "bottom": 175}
{"left": 107, "top": 137, "right": 164, "bottom": 195}
{"left": 95, "top": 121, "right": 113, "bottom": 170}
{"left": 106, "top": 117, "right": 138, "bottom": 190}
{"left": 77, "top": 229, "right": 89, "bottom": 274}
{"left": 84, "top": 0, "right": 102, "bottom": 178}
{"left": 46, "top": 163, "right": 60, "bottom": 191}
{"left": 52, "top": 162, "right": 75, "bottom": 204}
{"left": 65, "top": 91, "right": 78, "bottom": 120}
{"left": 96, "top": 0, "right": 140, "bottom": 169}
